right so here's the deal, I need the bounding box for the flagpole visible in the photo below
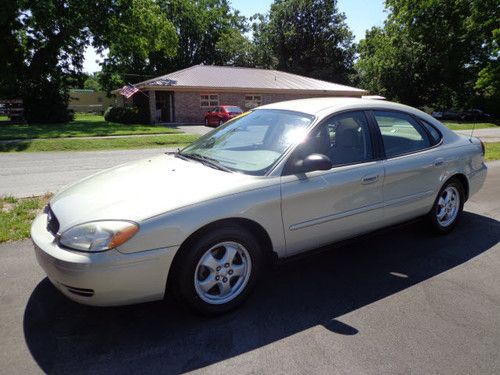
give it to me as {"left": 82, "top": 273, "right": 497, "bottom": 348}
{"left": 128, "top": 82, "right": 149, "bottom": 98}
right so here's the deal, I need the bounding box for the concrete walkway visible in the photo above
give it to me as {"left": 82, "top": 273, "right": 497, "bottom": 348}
{"left": 0, "top": 125, "right": 211, "bottom": 143}
{"left": 455, "top": 127, "right": 500, "bottom": 142}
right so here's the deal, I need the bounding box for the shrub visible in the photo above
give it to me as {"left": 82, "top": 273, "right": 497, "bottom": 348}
{"left": 104, "top": 106, "right": 148, "bottom": 124}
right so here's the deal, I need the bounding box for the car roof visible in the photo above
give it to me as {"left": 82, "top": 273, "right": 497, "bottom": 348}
{"left": 257, "top": 97, "right": 453, "bottom": 137}
{"left": 258, "top": 97, "right": 415, "bottom": 115}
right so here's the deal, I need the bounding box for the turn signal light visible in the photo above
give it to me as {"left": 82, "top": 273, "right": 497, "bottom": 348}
{"left": 109, "top": 224, "right": 139, "bottom": 248}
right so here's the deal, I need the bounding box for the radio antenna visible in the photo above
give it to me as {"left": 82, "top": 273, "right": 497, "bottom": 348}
{"left": 469, "top": 121, "right": 477, "bottom": 141}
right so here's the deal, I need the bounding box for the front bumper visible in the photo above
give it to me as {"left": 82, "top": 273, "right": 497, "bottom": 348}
{"left": 31, "top": 213, "right": 179, "bottom": 306}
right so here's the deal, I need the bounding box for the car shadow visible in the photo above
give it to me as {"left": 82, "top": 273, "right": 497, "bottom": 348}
{"left": 0, "top": 140, "right": 31, "bottom": 152}
{"left": 23, "top": 211, "right": 499, "bottom": 374}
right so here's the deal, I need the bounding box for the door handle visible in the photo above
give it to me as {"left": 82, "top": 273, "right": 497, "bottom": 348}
{"left": 434, "top": 158, "right": 444, "bottom": 167}
{"left": 361, "top": 175, "right": 379, "bottom": 184}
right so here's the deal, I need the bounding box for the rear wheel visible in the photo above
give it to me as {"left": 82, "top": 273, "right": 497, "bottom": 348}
{"left": 172, "top": 226, "right": 263, "bottom": 314}
{"left": 428, "top": 178, "right": 465, "bottom": 234}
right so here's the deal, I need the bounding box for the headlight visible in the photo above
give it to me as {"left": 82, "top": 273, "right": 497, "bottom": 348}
{"left": 59, "top": 221, "right": 139, "bottom": 252}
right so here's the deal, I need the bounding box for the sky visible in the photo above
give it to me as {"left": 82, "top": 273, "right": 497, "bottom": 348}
{"left": 82, "top": 0, "right": 387, "bottom": 73}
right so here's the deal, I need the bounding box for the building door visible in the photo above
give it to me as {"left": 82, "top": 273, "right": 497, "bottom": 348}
{"left": 155, "top": 91, "right": 174, "bottom": 122}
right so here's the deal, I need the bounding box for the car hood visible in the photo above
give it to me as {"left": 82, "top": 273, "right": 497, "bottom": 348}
{"left": 50, "top": 154, "right": 258, "bottom": 231}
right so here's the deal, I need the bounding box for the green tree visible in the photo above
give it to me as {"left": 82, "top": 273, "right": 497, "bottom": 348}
{"left": 0, "top": 0, "right": 176, "bottom": 123}
{"left": 99, "top": 0, "right": 177, "bottom": 92}
{"left": 215, "top": 28, "right": 255, "bottom": 67}
{"left": 355, "top": 0, "right": 500, "bottom": 110}
{"left": 0, "top": 0, "right": 24, "bottom": 100}
{"left": 250, "top": 13, "right": 278, "bottom": 69}
{"left": 474, "top": 29, "right": 500, "bottom": 115}
{"left": 99, "top": 0, "right": 249, "bottom": 92}
{"left": 255, "top": 0, "right": 355, "bottom": 84}
{"left": 82, "top": 73, "right": 103, "bottom": 91}
{"left": 160, "top": 0, "right": 247, "bottom": 68}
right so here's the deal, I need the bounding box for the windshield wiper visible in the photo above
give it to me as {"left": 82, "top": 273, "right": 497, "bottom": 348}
{"left": 176, "top": 151, "right": 232, "bottom": 172}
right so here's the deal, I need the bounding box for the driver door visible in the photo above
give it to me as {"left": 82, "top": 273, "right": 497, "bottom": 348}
{"left": 280, "top": 111, "right": 385, "bottom": 256}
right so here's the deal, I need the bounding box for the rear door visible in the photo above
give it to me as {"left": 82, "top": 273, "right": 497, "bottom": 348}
{"left": 280, "top": 110, "right": 386, "bottom": 256}
{"left": 370, "top": 110, "right": 444, "bottom": 224}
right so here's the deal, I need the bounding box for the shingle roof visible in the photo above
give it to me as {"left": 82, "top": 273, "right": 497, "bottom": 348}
{"left": 134, "top": 65, "right": 366, "bottom": 94}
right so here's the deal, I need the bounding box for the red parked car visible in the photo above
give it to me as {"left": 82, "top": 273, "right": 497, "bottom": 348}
{"left": 204, "top": 105, "right": 243, "bottom": 127}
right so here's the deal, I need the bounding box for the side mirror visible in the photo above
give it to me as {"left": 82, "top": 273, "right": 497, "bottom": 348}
{"left": 294, "top": 153, "right": 332, "bottom": 173}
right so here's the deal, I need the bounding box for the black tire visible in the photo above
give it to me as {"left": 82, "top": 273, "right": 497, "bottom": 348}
{"left": 204, "top": 118, "right": 209, "bottom": 126}
{"left": 428, "top": 178, "right": 465, "bottom": 234}
{"left": 172, "top": 226, "right": 263, "bottom": 315}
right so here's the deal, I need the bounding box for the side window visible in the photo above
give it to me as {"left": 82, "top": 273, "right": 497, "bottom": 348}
{"left": 419, "top": 119, "right": 442, "bottom": 145}
{"left": 374, "top": 111, "right": 431, "bottom": 158}
{"left": 299, "top": 111, "right": 373, "bottom": 166}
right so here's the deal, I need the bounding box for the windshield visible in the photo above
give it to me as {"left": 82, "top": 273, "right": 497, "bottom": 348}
{"left": 181, "top": 109, "right": 314, "bottom": 175}
{"left": 225, "top": 106, "right": 242, "bottom": 113}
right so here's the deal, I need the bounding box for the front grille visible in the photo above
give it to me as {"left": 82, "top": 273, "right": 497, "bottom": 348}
{"left": 45, "top": 205, "right": 60, "bottom": 236}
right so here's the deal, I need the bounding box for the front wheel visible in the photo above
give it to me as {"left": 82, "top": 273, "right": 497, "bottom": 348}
{"left": 428, "top": 178, "right": 465, "bottom": 234}
{"left": 172, "top": 226, "right": 263, "bottom": 314}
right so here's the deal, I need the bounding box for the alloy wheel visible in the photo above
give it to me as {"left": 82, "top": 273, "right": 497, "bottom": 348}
{"left": 194, "top": 241, "right": 252, "bottom": 304}
{"left": 436, "top": 186, "right": 460, "bottom": 227}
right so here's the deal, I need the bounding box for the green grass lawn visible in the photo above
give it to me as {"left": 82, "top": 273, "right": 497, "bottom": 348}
{"left": 0, "top": 113, "right": 180, "bottom": 140}
{"left": 0, "top": 195, "right": 50, "bottom": 243}
{"left": 0, "top": 115, "right": 9, "bottom": 121}
{"left": 443, "top": 121, "right": 498, "bottom": 130}
{"left": 0, "top": 133, "right": 199, "bottom": 152}
{"left": 485, "top": 142, "right": 500, "bottom": 161}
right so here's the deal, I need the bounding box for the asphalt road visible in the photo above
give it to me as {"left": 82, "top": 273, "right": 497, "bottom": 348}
{"left": 0, "top": 149, "right": 171, "bottom": 197}
{"left": 0, "top": 126, "right": 213, "bottom": 198}
{"left": 0, "top": 164, "right": 499, "bottom": 374}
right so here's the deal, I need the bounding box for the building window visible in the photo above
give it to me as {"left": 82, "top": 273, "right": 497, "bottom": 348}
{"left": 244, "top": 95, "right": 262, "bottom": 108}
{"left": 201, "top": 94, "right": 219, "bottom": 108}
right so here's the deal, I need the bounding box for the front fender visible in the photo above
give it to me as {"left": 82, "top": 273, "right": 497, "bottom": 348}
{"left": 117, "top": 184, "right": 286, "bottom": 257}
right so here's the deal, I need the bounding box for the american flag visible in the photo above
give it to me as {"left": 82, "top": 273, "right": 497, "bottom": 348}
{"left": 119, "top": 84, "right": 139, "bottom": 99}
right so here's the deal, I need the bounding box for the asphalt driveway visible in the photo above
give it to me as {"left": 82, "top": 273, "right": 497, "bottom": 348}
{"left": 0, "top": 164, "right": 499, "bottom": 374}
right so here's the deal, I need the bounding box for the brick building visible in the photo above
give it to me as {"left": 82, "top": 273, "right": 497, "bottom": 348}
{"left": 117, "top": 65, "right": 367, "bottom": 124}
